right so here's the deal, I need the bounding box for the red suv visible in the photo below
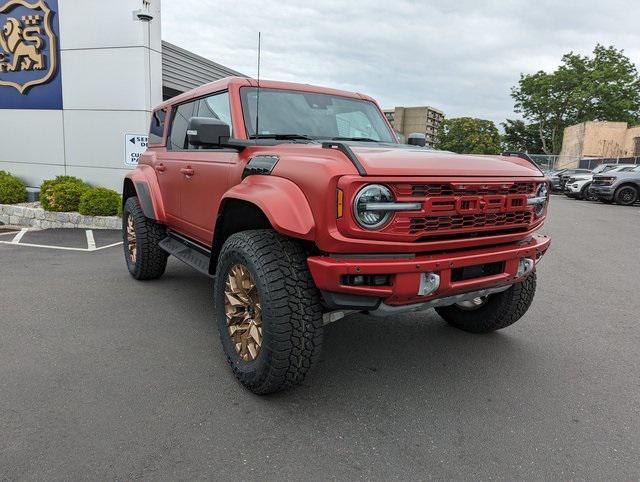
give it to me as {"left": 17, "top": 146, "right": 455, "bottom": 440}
{"left": 123, "top": 77, "right": 550, "bottom": 394}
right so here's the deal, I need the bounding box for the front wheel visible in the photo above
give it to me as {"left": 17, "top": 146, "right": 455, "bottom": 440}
{"left": 435, "top": 273, "right": 536, "bottom": 333}
{"left": 214, "top": 230, "right": 323, "bottom": 394}
{"left": 614, "top": 185, "right": 638, "bottom": 206}
{"left": 582, "top": 183, "right": 598, "bottom": 201}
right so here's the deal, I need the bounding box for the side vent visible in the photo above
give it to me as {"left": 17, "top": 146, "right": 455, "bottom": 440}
{"left": 242, "top": 155, "right": 280, "bottom": 179}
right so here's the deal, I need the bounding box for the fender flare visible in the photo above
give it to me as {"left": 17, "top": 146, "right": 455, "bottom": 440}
{"left": 123, "top": 164, "right": 166, "bottom": 223}
{"left": 220, "top": 176, "right": 315, "bottom": 240}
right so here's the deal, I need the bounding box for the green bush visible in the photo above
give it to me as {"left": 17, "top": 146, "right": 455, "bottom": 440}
{"left": 78, "top": 187, "right": 121, "bottom": 216}
{"left": 41, "top": 176, "right": 89, "bottom": 211}
{"left": 43, "top": 181, "right": 90, "bottom": 212}
{"left": 0, "top": 170, "right": 27, "bottom": 204}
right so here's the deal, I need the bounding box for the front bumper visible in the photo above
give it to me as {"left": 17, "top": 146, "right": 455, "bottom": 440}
{"left": 308, "top": 234, "right": 550, "bottom": 307}
{"left": 589, "top": 185, "right": 614, "bottom": 200}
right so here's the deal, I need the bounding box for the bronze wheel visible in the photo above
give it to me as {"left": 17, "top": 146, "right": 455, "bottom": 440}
{"left": 122, "top": 197, "right": 168, "bottom": 280}
{"left": 126, "top": 215, "right": 137, "bottom": 263}
{"left": 224, "top": 264, "right": 263, "bottom": 362}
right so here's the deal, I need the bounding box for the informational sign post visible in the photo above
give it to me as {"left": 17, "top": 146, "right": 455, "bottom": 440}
{"left": 124, "top": 134, "right": 148, "bottom": 166}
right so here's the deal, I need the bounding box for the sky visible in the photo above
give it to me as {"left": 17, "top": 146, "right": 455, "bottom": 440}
{"left": 161, "top": 0, "right": 640, "bottom": 126}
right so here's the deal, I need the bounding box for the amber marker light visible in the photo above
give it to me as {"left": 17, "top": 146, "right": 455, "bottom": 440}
{"left": 337, "top": 189, "right": 344, "bottom": 218}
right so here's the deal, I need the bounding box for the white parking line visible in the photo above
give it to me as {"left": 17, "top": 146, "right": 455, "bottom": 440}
{"left": 86, "top": 230, "right": 96, "bottom": 251}
{"left": 11, "top": 228, "right": 28, "bottom": 244}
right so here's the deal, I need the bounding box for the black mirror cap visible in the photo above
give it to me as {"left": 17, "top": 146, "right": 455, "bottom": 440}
{"left": 187, "top": 117, "right": 231, "bottom": 147}
{"left": 407, "top": 132, "right": 426, "bottom": 147}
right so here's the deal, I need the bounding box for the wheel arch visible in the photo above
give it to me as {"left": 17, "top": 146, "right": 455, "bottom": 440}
{"left": 122, "top": 165, "right": 166, "bottom": 222}
{"left": 209, "top": 176, "right": 316, "bottom": 273}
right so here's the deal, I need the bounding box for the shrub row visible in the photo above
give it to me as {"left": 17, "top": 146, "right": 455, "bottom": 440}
{"left": 40, "top": 175, "right": 121, "bottom": 216}
{"left": 0, "top": 171, "right": 121, "bottom": 217}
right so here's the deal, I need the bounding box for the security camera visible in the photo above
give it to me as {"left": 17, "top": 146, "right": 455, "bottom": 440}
{"left": 134, "top": 9, "right": 154, "bottom": 21}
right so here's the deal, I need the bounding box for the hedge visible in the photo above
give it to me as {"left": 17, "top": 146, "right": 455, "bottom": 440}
{"left": 78, "top": 187, "right": 121, "bottom": 216}
{"left": 0, "top": 170, "right": 27, "bottom": 204}
{"left": 41, "top": 176, "right": 90, "bottom": 212}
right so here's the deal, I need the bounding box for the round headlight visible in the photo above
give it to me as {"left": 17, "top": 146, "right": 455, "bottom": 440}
{"left": 535, "top": 183, "right": 548, "bottom": 216}
{"left": 353, "top": 184, "right": 394, "bottom": 229}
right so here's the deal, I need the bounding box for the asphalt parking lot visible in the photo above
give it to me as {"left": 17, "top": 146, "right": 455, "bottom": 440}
{"left": 1, "top": 196, "right": 639, "bottom": 480}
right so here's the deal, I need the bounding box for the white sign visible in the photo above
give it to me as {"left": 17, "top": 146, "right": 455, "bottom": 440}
{"left": 124, "top": 134, "right": 149, "bottom": 166}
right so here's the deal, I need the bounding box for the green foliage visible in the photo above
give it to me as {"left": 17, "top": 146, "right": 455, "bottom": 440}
{"left": 42, "top": 181, "right": 90, "bottom": 212}
{"left": 40, "top": 176, "right": 90, "bottom": 212}
{"left": 79, "top": 187, "right": 122, "bottom": 216}
{"left": 501, "top": 119, "right": 549, "bottom": 154}
{"left": 435, "top": 117, "right": 501, "bottom": 154}
{"left": 512, "top": 44, "right": 640, "bottom": 154}
{"left": 0, "top": 170, "right": 27, "bottom": 204}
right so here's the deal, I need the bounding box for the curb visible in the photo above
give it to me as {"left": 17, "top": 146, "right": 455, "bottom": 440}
{"left": 0, "top": 203, "right": 121, "bottom": 230}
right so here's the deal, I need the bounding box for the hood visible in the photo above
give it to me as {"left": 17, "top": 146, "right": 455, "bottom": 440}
{"left": 595, "top": 170, "right": 640, "bottom": 180}
{"left": 347, "top": 145, "right": 543, "bottom": 177}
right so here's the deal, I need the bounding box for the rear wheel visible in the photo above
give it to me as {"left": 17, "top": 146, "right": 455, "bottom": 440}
{"left": 122, "top": 197, "right": 168, "bottom": 280}
{"left": 435, "top": 273, "right": 536, "bottom": 333}
{"left": 214, "top": 230, "right": 323, "bottom": 394}
{"left": 614, "top": 185, "right": 638, "bottom": 206}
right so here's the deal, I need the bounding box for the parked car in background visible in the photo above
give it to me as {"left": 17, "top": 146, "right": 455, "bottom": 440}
{"left": 565, "top": 164, "right": 636, "bottom": 200}
{"left": 556, "top": 169, "right": 592, "bottom": 192}
{"left": 590, "top": 164, "right": 640, "bottom": 205}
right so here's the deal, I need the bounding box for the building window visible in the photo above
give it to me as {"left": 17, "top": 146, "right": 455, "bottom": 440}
{"left": 634, "top": 137, "right": 640, "bottom": 156}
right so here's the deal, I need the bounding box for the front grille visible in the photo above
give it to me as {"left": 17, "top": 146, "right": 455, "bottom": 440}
{"left": 406, "top": 182, "right": 535, "bottom": 197}
{"left": 408, "top": 211, "right": 532, "bottom": 234}
{"left": 384, "top": 181, "right": 542, "bottom": 242}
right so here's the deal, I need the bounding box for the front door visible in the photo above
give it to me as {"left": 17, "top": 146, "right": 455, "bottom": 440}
{"left": 164, "top": 91, "right": 237, "bottom": 245}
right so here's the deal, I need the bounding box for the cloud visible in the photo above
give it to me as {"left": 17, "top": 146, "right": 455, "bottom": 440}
{"left": 161, "top": 0, "right": 640, "bottom": 125}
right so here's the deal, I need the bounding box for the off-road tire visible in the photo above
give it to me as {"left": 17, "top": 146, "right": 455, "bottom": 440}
{"left": 614, "top": 185, "right": 639, "bottom": 206}
{"left": 122, "top": 196, "right": 168, "bottom": 280}
{"left": 214, "top": 229, "right": 323, "bottom": 394}
{"left": 435, "top": 273, "right": 537, "bottom": 333}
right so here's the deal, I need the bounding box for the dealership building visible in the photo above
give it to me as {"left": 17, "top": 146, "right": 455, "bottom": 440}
{"left": 0, "top": 0, "right": 244, "bottom": 191}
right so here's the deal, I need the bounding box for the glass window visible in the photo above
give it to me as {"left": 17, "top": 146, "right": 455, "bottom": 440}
{"left": 240, "top": 87, "right": 395, "bottom": 142}
{"left": 196, "top": 91, "right": 233, "bottom": 136}
{"left": 168, "top": 101, "right": 196, "bottom": 151}
{"left": 149, "top": 108, "right": 167, "bottom": 145}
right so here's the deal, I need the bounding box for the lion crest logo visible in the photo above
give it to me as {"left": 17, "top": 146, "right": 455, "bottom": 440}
{"left": 0, "top": 0, "right": 57, "bottom": 94}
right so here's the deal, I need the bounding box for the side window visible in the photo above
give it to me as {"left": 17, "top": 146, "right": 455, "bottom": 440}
{"left": 149, "top": 108, "right": 167, "bottom": 145}
{"left": 168, "top": 101, "right": 196, "bottom": 151}
{"left": 196, "top": 91, "right": 233, "bottom": 136}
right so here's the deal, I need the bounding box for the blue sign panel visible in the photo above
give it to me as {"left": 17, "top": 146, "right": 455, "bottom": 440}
{"left": 0, "top": 0, "right": 62, "bottom": 109}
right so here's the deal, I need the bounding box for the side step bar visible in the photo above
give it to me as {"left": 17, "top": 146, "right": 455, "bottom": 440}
{"left": 158, "top": 232, "right": 212, "bottom": 277}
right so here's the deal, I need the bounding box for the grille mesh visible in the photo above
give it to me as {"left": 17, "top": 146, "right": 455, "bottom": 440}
{"left": 409, "top": 211, "right": 532, "bottom": 234}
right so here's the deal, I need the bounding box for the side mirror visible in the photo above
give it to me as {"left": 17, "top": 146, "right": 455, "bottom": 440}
{"left": 407, "top": 132, "right": 426, "bottom": 147}
{"left": 187, "top": 117, "right": 230, "bottom": 147}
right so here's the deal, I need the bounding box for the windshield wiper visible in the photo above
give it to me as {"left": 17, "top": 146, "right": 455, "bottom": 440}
{"left": 330, "top": 136, "right": 379, "bottom": 142}
{"left": 249, "top": 133, "right": 315, "bottom": 140}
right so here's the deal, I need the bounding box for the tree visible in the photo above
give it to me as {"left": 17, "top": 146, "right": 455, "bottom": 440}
{"left": 501, "top": 119, "right": 549, "bottom": 154}
{"left": 511, "top": 45, "right": 640, "bottom": 154}
{"left": 435, "top": 117, "right": 501, "bottom": 154}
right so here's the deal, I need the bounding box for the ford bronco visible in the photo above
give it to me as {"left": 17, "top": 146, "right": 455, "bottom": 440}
{"left": 122, "top": 77, "right": 550, "bottom": 394}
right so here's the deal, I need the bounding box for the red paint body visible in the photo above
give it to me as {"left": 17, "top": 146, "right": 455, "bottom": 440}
{"left": 125, "top": 77, "right": 550, "bottom": 306}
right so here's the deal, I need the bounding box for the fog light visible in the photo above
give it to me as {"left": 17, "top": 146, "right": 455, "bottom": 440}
{"left": 418, "top": 272, "right": 440, "bottom": 296}
{"left": 517, "top": 258, "right": 534, "bottom": 278}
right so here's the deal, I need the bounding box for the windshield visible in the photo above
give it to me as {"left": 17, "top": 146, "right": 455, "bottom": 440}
{"left": 240, "top": 87, "right": 396, "bottom": 142}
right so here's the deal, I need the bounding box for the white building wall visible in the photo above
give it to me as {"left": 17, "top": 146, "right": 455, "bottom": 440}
{"left": 0, "top": 0, "right": 162, "bottom": 190}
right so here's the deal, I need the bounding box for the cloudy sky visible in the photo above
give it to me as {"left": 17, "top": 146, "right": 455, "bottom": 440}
{"left": 162, "top": 0, "right": 640, "bottom": 126}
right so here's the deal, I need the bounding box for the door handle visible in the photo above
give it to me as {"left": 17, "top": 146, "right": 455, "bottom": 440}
{"left": 180, "top": 167, "right": 195, "bottom": 177}
{"left": 155, "top": 163, "right": 166, "bottom": 172}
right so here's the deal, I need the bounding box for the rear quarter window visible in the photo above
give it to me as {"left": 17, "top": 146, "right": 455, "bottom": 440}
{"left": 149, "top": 108, "right": 167, "bottom": 145}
